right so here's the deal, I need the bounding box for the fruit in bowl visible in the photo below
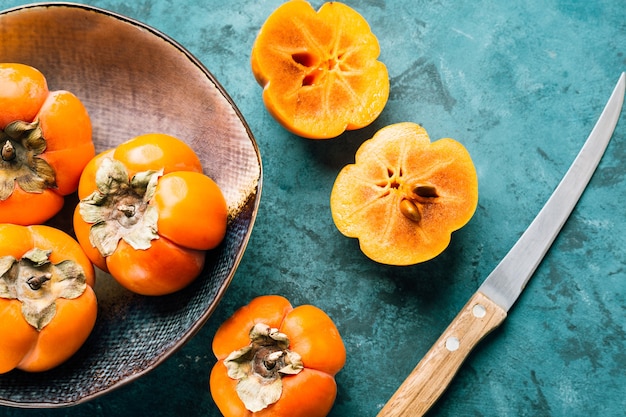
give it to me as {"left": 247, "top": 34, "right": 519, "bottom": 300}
{"left": 0, "top": 3, "right": 261, "bottom": 407}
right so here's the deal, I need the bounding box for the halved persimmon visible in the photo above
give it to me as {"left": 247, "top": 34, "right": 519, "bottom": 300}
{"left": 330, "top": 122, "right": 479, "bottom": 265}
{"left": 251, "top": 0, "right": 389, "bottom": 139}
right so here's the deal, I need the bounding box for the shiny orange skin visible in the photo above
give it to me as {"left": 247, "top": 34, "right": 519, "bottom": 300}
{"left": 210, "top": 295, "right": 346, "bottom": 417}
{"left": 0, "top": 63, "right": 47, "bottom": 128}
{"left": 0, "top": 63, "right": 94, "bottom": 225}
{"left": 0, "top": 224, "right": 97, "bottom": 373}
{"left": 73, "top": 133, "right": 228, "bottom": 296}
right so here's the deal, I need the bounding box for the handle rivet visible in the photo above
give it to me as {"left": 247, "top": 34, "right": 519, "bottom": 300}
{"left": 445, "top": 337, "right": 460, "bottom": 352}
{"left": 472, "top": 304, "right": 486, "bottom": 318}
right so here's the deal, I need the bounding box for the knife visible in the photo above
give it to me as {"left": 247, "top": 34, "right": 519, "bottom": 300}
{"left": 377, "top": 72, "right": 626, "bottom": 417}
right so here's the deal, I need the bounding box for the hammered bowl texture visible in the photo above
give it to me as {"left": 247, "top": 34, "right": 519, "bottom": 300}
{"left": 0, "top": 2, "right": 261, "bottom": 407}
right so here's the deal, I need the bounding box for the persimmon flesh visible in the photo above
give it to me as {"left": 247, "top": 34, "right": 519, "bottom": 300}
{"left": 330, "top": 122, "right": 479, "bottom": 265}
{"left": 251, "top": 0, "right": 389, "bottom": 139}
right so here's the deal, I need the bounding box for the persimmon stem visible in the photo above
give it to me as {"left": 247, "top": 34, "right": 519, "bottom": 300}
{"left": 27, "top": 273, "right": 52, "bottom": 290}
{"left": 263, "top": 350, "right": 285, "bottom": 370}
{"left": 1, "top": 140, "right": 15, "bottom": 161}
{"left": 117, "top": 204, "right": 136, "bottom": 217}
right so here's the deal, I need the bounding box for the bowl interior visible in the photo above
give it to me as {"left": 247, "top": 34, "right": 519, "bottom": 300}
{"left": 0, "top": 2, "right": 261, "bottom": 407}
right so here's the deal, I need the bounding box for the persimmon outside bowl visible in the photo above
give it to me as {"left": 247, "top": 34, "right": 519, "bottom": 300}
{"left": 0, "top": 2, "right": 262, "bottom": 408}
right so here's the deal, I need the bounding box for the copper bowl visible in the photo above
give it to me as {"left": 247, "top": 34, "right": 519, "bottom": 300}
{"left": 0, "top": 2, "right": 262, "bottom": 407}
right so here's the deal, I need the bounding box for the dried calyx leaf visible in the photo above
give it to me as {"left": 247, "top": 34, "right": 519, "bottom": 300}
{"left": 0, "top": 248, "right": 87, "bottom": 330}
{"left": 223, "top": 323, "right": 304, "bottom": 412}
{"left": 78, "top": 157, "right": 161, "bottom": 257}
{"left": 0, "top": 119, "right": 56, "bottom": 200}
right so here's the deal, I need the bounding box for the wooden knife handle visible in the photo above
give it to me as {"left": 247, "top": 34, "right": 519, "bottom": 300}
{"left": 376, "top": 291, "right": 507, "bottom": 417}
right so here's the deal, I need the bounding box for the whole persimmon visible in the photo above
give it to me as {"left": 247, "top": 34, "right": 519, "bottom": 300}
{"left": 73, "top": 133, "right": 228, "bottom": 296}
{"left": 330, "top": 122, "right": 479, "bottom": 265}
{"left": 0, "top": 63, "right": 94, "bottom": 225}
{"left": 210, "top": 295, "right": 346, "bottom": 417}
{"left": 0, "top": 224, "right": 97, "bottom": 373}
{"left": 251, "top": 0, "right": 389, "bottom": 139}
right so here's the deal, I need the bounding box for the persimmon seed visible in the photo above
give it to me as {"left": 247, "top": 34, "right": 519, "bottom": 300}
{"left": 400, "top": 198, "right": 421, "bottom": 222}
{"left": 414, "top": 185, "right": 438, "bottom": 198}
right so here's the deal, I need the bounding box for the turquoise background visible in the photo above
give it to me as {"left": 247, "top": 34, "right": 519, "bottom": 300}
{"left": 1, "top": 1, "right": 625, "bottom": 416}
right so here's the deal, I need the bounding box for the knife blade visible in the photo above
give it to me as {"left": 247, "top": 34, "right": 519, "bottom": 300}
{"left": 377, "top": 72, "right": 626, "bottom": 417}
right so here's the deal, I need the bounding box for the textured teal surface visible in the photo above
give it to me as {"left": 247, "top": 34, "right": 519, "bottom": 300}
{"left": 1, "top": 1, "right": 625, "bottom": 416}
